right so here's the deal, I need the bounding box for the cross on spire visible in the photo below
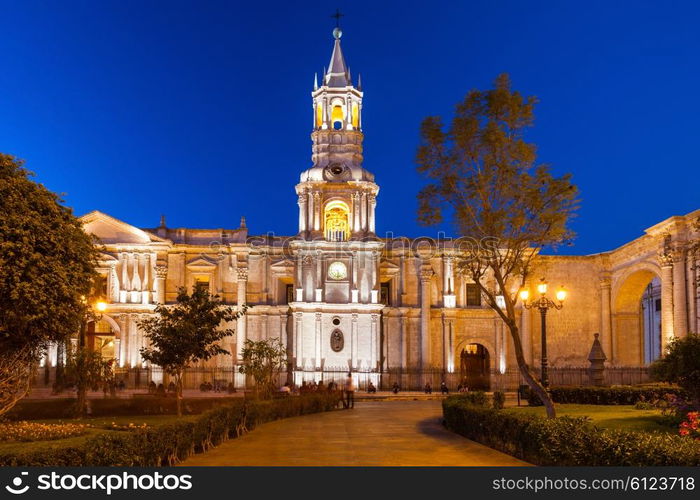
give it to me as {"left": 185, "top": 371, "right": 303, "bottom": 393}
{"left": 331, "top": 9, "right": 344, "bottom": 28}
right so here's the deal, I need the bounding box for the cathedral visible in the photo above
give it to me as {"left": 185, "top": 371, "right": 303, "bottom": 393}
{"left": 45, "top": 28, "right": 700, "bottom": 390}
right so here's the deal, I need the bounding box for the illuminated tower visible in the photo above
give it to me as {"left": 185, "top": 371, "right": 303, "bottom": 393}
{"left": 290, "top": 25, "right": 383, "bottom": 384}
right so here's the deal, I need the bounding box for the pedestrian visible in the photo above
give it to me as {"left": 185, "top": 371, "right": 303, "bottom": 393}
{"left": 424, "top": 382, "right": 432, "bottom": 394}
{"left": 344, "top": 373, "right": 355, "bottom": 409}
{"left": 440, "top": 381, "right": 449, "bottom": 394}
{"left": 392, "top": 382, "right": 400, "bottom": 394}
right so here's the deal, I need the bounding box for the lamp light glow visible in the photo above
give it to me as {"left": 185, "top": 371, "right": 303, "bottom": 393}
{"left": 95, "top": 301, "right": 108, "bottom": 312}
{"left": 556, "top": 288, "right": 567, "bottom": 302}
{"left": 537, "top": 281, "right": 548, "bottom": 295}
{"left": 519, "top": 289, "right": 530, "bottom": 302}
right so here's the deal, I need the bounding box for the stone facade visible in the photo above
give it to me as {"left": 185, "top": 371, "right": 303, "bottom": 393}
{"left": 45, "top": 29, "right": 700, "bottom": 388}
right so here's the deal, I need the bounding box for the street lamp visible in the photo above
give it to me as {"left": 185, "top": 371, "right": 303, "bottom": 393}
{"left": 519, "top": 278, "right": 567, "bottom": 388}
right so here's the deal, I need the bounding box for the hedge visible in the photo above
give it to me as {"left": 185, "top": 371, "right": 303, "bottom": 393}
{"left": 6, "top": 397, "right": 242, "bottom": 420}
{"left": 547, "top": 386, "right": 686, "bottom": 405}
{"left": 0, "top": 393, "right": 338, "bottom": 466}
{"left": 442, "top": 396, "right": 700, "bottom": 466}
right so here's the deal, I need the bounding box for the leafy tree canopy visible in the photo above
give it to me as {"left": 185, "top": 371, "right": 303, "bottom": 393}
{"left": 139, "top": 286, "right": 243, "bottom": 376}
{"left": 651, "top": 333, "right": 700, "bottom": 407}
{"left": 0, "top": 153, "right": 98, "bottom": 354}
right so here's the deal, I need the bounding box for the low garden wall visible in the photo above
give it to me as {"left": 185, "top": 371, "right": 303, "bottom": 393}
{"left": 442, "top": 394, "right": 700, "bottom": 466}
{"left": 0, "top": 393, "right": 338, "bottom": 466}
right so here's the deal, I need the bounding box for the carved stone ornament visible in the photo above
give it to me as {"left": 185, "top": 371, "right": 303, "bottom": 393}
{"left": 330, "top": 329, "right": 344, "bottom": 352}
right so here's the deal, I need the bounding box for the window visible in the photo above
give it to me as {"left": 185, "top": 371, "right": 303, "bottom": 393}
{"left": 380, "top": 282, "right": 391, "bottom": 306}
{"left": 331, "top": 104, "right": 344, "bottom": 130}
{"left": 194, "top": 277, "right": 210, "bottom": 294}
{"left": 466, "top": 283, "right": 481, "bottom": 307}
{"left": 316, "top": 103, "right": 323, "bottom": 128}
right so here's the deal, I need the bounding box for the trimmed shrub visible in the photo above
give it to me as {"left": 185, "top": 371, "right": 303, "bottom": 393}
{"left": 6, "top": 396, "right": 241, "bottom": 420}
{"left": 492, "top": 391, "right": 506, "bottom": 410}
{"left": 0, "top": 393, "right": 337, "bottom": 466}
{"left": 548, "top": 386, "right": 685, "bottom": 405}
{"left": 450, "top": 391, "right": 489, "bottom": 407}
{"left": 442, "top": 396, "right": 700, "bottom": 466}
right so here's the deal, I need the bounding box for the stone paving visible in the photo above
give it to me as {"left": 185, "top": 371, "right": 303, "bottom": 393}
{"left": 181, "top": 400, "right": 530, "bottom": 466}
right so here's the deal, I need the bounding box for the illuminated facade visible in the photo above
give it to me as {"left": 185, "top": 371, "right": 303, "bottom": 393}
{"left": 43, "top": 28, "right": 699, "bottom": 390}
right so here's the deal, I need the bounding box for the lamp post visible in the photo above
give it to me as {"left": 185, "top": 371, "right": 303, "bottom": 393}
{"left": 519, "top": 279, "right": 567, "bottom": 389}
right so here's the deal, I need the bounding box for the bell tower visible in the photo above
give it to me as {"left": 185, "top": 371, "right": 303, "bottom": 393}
{"left": 296, "top": 26, "right": 379, "bottom": 241}
{"left": 289, "top": 24, "right": 384, "bottom": 386}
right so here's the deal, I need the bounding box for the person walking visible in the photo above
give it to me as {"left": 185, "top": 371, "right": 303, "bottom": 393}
{"left": 344, "top": 373, "right": 355, "bottom": 409}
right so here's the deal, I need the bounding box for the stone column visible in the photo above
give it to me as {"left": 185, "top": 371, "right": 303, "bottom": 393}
{"left": 294, "top": 312, "right": 302, "bottom": 368}
{"left": 297, "top": 194, "right": 307, "bottom": 233}
{"left": 371, "top": 314, "right": 379, "bottom": 370}
{"left": 368, "top": 194, "right": 376, "bottom": 234}
{"left": 236, "top": 268, "right": 248, "bottom": 361}
{"left": 118, "top": 315, "right": 128, "bottom": 368}
{"left": 687, "top": 254, "right": 697, "bottom": 334}
{"left": 660, "top": 255, "right": 675, "bottom": 352}
{"left": 154, "top": 265, "right": 167, "bottom": 304}
{"left": 399, "top": 312, "right": 408, "bottom": 369}
{"left": 360, "top": 192, "right": 367, "bottom": 232}
{"left": 442, "top": 315, "right": 453, "bottom": 372}
{"left": 313, "top": 191, "right": 321, "bottom": 232}
{"left": 351, "top": 314, "right": 358, "bottom": 370}
{"left": 314, "top": 313, "right": 322, "bottom": 369}
{"left": 599, "top": 275, "right": 613, "bottom": 362}
{"left": 352, "top": 192, "right": 360, "bottom": 233}
{"left": 420, "top": 267, "right": 433, "bottom": 370}
{"left": 307, "top": 192, "right": 314, "bottom": 232}
{"left": 672, "top": 249, "right": 688, "bottom": 338}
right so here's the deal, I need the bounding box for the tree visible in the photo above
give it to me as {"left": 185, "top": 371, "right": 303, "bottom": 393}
{"left": 238, "top": 338, "right": 287, "bottom": 399}
{"left": 416, "top": 74, "right": 579, "bottom": 418}
{"left": 64, "top": 337, "right": 115, "bottom": 416}
{"left": 0, "top": 153, "right": 98, "bottom": 417}
{"left": 650, "top": 333, "right": 700, "bottom": 409}
{"left": 138, "top": 286, "right": 245, "bottom": 415}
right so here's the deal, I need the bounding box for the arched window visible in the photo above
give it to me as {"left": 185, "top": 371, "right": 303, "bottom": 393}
{"left": 324, "top": 200, "right": 350, "bottom": 241}
{"left": 331, "top": 105, "right": 344, "bottom": 130}
{"left": 316, "top": 103, "right": 323, "bottom": 128}
{"left": 351, "top": 102, "right": 359, "bottom": 128}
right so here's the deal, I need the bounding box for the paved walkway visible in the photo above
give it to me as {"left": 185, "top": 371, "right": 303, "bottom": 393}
{"left": 181, "top": 400, "right": 529, "bottom": 466}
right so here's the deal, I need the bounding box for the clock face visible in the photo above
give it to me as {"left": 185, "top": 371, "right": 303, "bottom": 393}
{"left": 327, "top": 261, "right": 347, "bottom": 280}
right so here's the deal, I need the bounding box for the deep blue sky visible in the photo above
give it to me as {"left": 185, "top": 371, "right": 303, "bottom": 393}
{"left": 2, "top": 1, "right": 698, "bottom": 255}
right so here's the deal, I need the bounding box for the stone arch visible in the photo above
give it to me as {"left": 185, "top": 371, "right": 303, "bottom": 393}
{"left": 454, "top": 340, "right": 492, "bottom": 390}
{"left": 99, "top": 314, "right": 121, "bottom": 335}
{"left": 611, "top": 262, "right": 662, "bottom": 365}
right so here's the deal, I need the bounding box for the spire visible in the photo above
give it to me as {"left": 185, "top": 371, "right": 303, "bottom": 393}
{"left": 314, "top": 72, "right": 318, "bottom": 90}
{"left": 159, "top": 214, "right": 166, "bottom": 228}
{"left": 357, "top": 73, "right": 362, "bottom": 91}
{"left": 325, "top": 28, "right": 351, "bottom": 87}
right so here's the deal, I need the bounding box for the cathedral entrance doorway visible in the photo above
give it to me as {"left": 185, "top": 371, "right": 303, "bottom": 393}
{"left": 459, "top": 343, "right": 490, "bottom": 391}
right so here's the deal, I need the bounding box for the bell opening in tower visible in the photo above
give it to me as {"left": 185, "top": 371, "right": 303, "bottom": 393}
{"left": 324, "top": 200, "right": 350, "bottom": 241}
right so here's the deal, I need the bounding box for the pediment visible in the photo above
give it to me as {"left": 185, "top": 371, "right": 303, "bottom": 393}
{"left": 380, "top": 259, "right": 401, "bottom": 273}
{"left": 81, "top": 211, "right": 167, "bottom": 245}
{"left": 186, "top": 256, "right": 219, "bottom": 270}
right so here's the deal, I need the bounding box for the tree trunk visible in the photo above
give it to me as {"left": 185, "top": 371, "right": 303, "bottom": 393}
{"left": 76, "top": 319, "right": 88, "bottom": 419}
{"left": 176, "top": 372, "right": 183, "bottom": 417}
{"left": 506, "top": 320, "right": 556, "bottom": 418}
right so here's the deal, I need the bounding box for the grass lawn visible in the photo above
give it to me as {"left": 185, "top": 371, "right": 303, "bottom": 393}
{"left": 505, "top": 404, "right": 675, "bottom": 434}
{"left": 0, "top": 415, "right": 198, "bottom": 455}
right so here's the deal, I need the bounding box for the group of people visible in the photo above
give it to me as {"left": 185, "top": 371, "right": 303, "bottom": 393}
{"left": 283, "top": 373, "right": 361, "bottom": 409}
{"left": 423, "top": 381, "right": 453, "bottom": 394}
